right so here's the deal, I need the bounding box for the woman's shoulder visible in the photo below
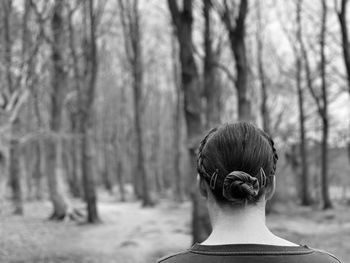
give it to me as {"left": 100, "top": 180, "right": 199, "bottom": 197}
{"left": 309, "top": 248, "right": 342, "bottom": 263}
{"left": 156, "top": 245, "right": 342, "bottom": 263}
{"left": 156, "top": 250, "right": 191, "bottom": 263}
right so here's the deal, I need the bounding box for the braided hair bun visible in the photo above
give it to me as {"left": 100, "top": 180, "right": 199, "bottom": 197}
{"left": 223, "top": 171, "right": 260, "bottom": 202}
{"left": 197, "top": 122, "right": 278, "bottom": 205}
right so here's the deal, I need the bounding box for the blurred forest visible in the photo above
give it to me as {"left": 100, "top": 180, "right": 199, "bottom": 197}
{"left": 0, "top": 0, "right": 350, "bottom": 262}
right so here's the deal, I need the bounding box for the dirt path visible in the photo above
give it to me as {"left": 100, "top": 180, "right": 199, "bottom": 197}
{"left": 1, "top": 200, "right": 349, "bottom": 263}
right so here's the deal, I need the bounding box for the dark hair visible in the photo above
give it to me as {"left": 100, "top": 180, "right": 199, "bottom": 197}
{"left": 197, "top": 122, "right": 278, "bottom": 205}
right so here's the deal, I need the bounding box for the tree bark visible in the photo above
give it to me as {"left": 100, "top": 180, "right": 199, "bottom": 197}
{"left": 336, "top": 0, "right": 350, "bottom": 164}
{"left": 9, "top": 122, "right": 23, "bottom": 214}
{"left": 79, "top": 0, "right": 100, "bottom": 222}
{"left": 102, "top": 143, "right": 113, "bottom": 193}
{"left": 33, "top": 140, "right": 43, "bottom": 200}
{"left": 116, "top": 159, "right": 126, "bottom": 201}
{"left": 203, "top": 0, "right": 221, "bottom": 128}
{"left": 337, "top": 0, "right": 350, "bottom": 92}
{"left": 3, "top": 0, "right": 24, "bottom": 215}
{"left": 171, "top": 29, "right": 183, "bottom": 202}
{"left": 47, "top": 0, "right": 70, "bottom": 219}
{"left": 3, "top": 0, "right": 13, "bottom": 96}
{"left": 296, "top": 0, "right": 312, "bottom": 206}
{"left": 219, "top": 0, "right": 252, "bottom": 121}
{"left": 256, "top": 1, "right": 270, "bottom": 134}
{"left": 320, "top": 0, "right": 332, "bottom": 209}
{"left": 168, "top": 0, "right": 211, "bottom": 243}
{"left": 118, "top": 0, "right": 153, "bottom": 206}
{"left": 67, "top": 6, "right": 83, "bottom": 199}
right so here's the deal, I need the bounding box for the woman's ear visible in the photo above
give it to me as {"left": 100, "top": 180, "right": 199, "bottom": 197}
{"left": 265, "top": 175, "right": 276, "bottom": 200}
{"left": 197, "top": 174, "right": 209, "bottom": 198}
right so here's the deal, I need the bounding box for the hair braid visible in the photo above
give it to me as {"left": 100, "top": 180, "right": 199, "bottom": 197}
{"left": 197, "top": 127, "right": 218, "bottom": 179}
{"left": 268, "top": 136, "right": 279, "bottom": 175}
{"left": 259, "top": 131, "right": 278, "bottom": 176}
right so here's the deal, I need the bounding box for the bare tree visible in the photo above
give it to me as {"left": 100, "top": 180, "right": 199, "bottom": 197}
{"left": 296, "top": 0, "right": 312, "bottom": 206}
{"left": 67, "top": 1, "right": 83, "bottom": 198}
{"left": 336, "top": 0, "right": 350, "bottom": 162}
{"left": 319, "top": 0, "right": 332, "bottom": 209}
{"left": 118, "top": 0, "right": 153, "bottom": 207}
{"left": 168, "top": 0, "right": 211, "bottom": 243}
{"left": 337, "top": 0, "right": 350, "bottom": 91}
{"left": 256, "top": 0, "right": 270, "bottom": 134}
{"left": 46, "top": 0, "right": 70, "bottom": 219}
{"left": 2, "top": 0, "right": 24, "bottom": 214}
{"left": 171, "top": 29, "right": 183, "bottom": 202}
{"left": 203, "top": 0, "right": 221, "bottom": 128}
{"left": 78, "top": 0, "right": 100, "bottom": 222}
{"left": 216, "top": 0, "right": 252, "bottom": 121}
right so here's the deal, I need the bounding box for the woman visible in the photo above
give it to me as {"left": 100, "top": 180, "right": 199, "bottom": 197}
{"left": 158, "top": 122, "right": 341, "bottom": 263}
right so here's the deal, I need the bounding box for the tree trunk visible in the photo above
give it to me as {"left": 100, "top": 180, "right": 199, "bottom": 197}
{"left": 320, "top": 0, "right": 332, "bottom": 209}
{"left": 3, "top": 0, "right": 24, "bottom": 215}
{"left": 102, "top": 143, "right": 113, "bottom": 193}
{"left": 67, "top": 1, "right": 83, "bottom": 199}
{"left": 224, "top": 0, "right": 252, "bottom": 121}
{"left": 337, "top": 0, "right": 350, "bottom": 165}
{"left": 68, "top": 116, "right": 82, "bottom": 198}
{"left": 80, "top": 124, "right": 99, "bottom": 222}
{"left": 168, "top": 0, "right": 211, "bottom": 243}
{"left": 256, "top": 1, "right": 270, "bottom": 134}
{"left": 3, "top": 0, "right": 13, "bottom": 96}
{"left": 171, "top": 30, "right": 183, "bottom": 202}
{"left": 338, "top": 0, "right": 350, "bottom": 92}
{"left": 118, "top": 0, "right": 153, "bottom": 207}
{"left": 133, "top": 62, "right": 152, "bottom": 206}
{"left": 47, "top": 0, "right": 70, "bottom": 220}
{"left": 116, "top": 159, "right": 126, "bottom": 202}
{"left": 203, "top": 0, "right": 220, "bottom": 128}
{"left": 79, "top": 0, "right": 100, "bottom": 223}
{"left": 45, "top": 139, "right": 69, "bottom": 219}
{"left": 33, "top": 140, "right": 43, "bottom": 200}
{"left": 9, "top": 122, "right": 23, "bottom": 215}
{"left": 296, "top": 0, "right": 311, "bottom": 206}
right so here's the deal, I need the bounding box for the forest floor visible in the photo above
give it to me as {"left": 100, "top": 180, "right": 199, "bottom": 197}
{"left": 1, "top": 195, "right": 349, "bottom": 263}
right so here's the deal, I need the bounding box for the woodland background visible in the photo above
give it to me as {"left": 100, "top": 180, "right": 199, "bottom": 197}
{"left": 0, "top": 0, "right": 350, "bottom": 262}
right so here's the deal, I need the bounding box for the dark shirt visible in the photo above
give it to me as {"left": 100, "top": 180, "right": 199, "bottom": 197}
{"left": 157, "top": 243, "right": 341, "bottom": 263}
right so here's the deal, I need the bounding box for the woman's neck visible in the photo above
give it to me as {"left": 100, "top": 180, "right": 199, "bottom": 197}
{"left": 201, "top": 201, "right": 298, "bottom": 246}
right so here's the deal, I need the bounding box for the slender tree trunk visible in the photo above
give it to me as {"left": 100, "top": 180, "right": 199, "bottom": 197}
{"left": 67, "top": 7, "right": 83, "bottom": 199}
{"left": 336, "top": 0, "right": 350, "bottom": 164}
{"left": 320, "top": 0, "right": 332, "bottom": 209}
{"left": 32, "top": 60, "right": 43, "bottom": 201}
{"left": 118, "top": 0, "right": 153, "bottom": 206}
{"left": 338, "top": 0, "right": 350, "bottom": 92}
{"left": 203, "top": 0, "right": 220, "bottom": 128}
{"left": 3, "top": 0, "right": 24, "bottom": 215}
{"left": 33, "top": 140, "right": 43, "bottom": 200}
{"left": 102, "top": 143, "right": 113, "bottom": 193}
{"left": 3, "top": 0, "right": 13, "bottom": 96}
{"left": 80, "top": 123, "right": 99, "bottom": 222}
{"left": 68, "top": 116, "right": 81, "bottom": 198}
{"left": 47, "top": 0, "right": 70, "bottom": 220}
{"left": 133, "top": 61, "right": 152, "bottom": 206}
{"left": 116, "top": 159, "right": 126, "bottom": 201}
{"left": 168, "top": 0, "right": 211, "bottom": 243}
{"left": 224, "top": 0, "right": 251, "bottom": 121}
{"left": 256, "top": 1, "right": 270, "bottom": 134}
{"left": 231, "top": 40, "right": 251, "bottom": 121}
{"left": 171, "top": 29, "right": 183, "bottom": 202}
{"left": 9, "top": 123, "right": 23, "bottom": 214}
{"left": 80, "top": 0, "right": 100, "bottom": 222}
{"left": 296, "top": 0, "right": 311, "bottom": 206}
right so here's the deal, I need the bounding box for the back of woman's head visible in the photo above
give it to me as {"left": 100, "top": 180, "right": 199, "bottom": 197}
{"left": 197, "top": 122, "right": 278, "bottom": 205}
